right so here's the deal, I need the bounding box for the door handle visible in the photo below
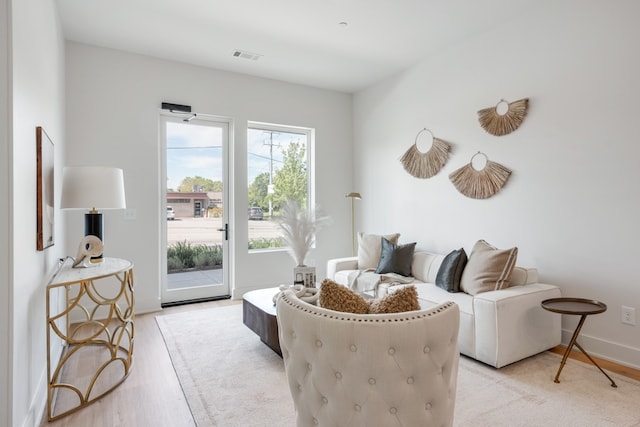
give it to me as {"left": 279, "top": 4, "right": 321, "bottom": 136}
{"left": 217, "top": 223, "right": 228, "bottom": 241}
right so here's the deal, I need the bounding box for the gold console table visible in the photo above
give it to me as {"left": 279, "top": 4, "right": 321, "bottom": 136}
{"left": 46, "top": 257, "right": 134, "bottom": 421}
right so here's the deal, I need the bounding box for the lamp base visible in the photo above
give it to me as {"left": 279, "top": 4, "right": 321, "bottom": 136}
{"left": 84, "top": 212, "right": 104, "bottom": 262}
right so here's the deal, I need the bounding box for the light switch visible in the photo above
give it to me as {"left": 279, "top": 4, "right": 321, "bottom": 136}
{"left": 124, "top": 208, "right": 136, "bottom": 220}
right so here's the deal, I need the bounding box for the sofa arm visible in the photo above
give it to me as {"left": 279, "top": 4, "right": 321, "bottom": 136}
{"left": 326, "top": 257, "right": 358, "bottom": 280}
{"left": 472, "top": 283, "right": 561, "bottom": 368}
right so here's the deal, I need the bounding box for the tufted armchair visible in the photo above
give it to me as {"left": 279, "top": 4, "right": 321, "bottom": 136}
{"left": 276, "top": 290, "right": 460, "bottom": 427}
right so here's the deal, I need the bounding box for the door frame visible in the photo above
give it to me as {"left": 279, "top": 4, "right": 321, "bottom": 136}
{"left": 159, "top": 111, "right": 232, "bottom": 304}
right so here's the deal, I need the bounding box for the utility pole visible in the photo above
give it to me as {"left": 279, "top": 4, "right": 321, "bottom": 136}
{"left": 263, "top": 131, "right": 280, "bottom": 217}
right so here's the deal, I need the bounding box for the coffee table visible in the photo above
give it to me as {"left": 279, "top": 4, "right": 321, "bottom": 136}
{"left": 541, "top": 297, "right": 617, "bottom": 387}
{"left": 243, "top": 287, "right": 282, "bottom": 356}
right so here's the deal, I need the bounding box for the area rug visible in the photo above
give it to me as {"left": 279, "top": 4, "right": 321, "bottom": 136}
{"left": 157, "top": 303, "right": 640, "bottom": 427}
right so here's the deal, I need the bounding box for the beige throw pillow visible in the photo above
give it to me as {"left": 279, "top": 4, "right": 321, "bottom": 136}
{"left": 357, "top": 232, "right": 400, "bottom": 269}
{"left": 460, "top": 240, "right": 518, "bottom": 295}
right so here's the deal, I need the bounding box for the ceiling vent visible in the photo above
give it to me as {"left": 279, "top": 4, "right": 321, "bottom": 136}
{"left": 232, "top": 49, "right": 262, "bottom": 61}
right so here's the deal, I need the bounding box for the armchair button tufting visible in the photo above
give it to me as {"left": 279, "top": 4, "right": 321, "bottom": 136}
{"left": 388, "top": 347, "right": 395, "bottom": 355}
{"left": 354, "top": 404, "right": 361, "bottom": 412}
{"left": 316, "top": 340, "right": 323, "bottom": 348}
{"left": 308, "top": 363, "right": 313, "bottom": 371}
{"left": 390, "top": 407, "right": 397, "bottom": 415}
{"left": 426, "top": 402, "right": 432, "bottom": 410}
{"left": 313, "top": 417, "right": 319, "bottom": 425}
{"left": 424, "top": 346, "right": 431, "bottom": 353}
{"left": 322, "top": 397, "right": 328, "bottom": 404}
{"left": 335, "top": 372, "right": 342, "bottom": 379}
{"left": 368, "top": 378, "right": 376, "bottom": 385}
{"left": 407, "top": 377, "right": 414, "bottom": 384}
{"left": 350, "top": 344, "right": 357, "bottom": 352}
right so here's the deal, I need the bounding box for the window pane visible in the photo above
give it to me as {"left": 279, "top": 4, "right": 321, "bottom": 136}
{"left": 247, "top": 124, "right": 310, "bottom": 250}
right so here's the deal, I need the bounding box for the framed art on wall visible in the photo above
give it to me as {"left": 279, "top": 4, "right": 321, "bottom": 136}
{"left": 37, "top": 126, "right": 54, "bottom": 250}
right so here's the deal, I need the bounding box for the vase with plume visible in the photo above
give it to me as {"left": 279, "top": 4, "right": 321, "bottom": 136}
{"left": 278, "top": 200, "right": 330, "bottom": 288}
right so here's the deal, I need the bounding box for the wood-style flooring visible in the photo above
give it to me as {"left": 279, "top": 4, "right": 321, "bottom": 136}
{"left": 40, "top": 298, "right": 640, "bottom": 426}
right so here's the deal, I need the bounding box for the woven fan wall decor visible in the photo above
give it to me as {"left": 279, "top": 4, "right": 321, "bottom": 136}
{"left": 449, "top": 152, "right": 511, "bottom": 199}
{"left": 477, "top": 98, "right": 529, "bottom": 136}
{"left": 400, "top": 128, "right": 450, "bottom": 179}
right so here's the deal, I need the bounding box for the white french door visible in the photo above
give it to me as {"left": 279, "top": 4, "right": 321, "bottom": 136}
{"left": 160, "top": 113, "right": 230, "bottom": 305}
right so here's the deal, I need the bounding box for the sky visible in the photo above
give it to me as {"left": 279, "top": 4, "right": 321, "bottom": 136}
{"left": 166, "top": 121, "right": 306, "bottom": 191}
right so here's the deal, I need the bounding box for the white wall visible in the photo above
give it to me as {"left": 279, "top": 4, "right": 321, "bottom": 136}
{"left": 65, "top": 42, "right": 353, "bottom": 312}
{"left": 1, "top": 0, "right": 10, "bottom": 424}
{"left": 10, "top": 0, "right": 66, "bottom": 425}
{"left": 353, "top": 0, "right": 640, "bottom": 368}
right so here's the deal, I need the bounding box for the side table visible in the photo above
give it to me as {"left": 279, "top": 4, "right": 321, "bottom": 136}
{"left": 541, "top": 297, "right": 616, "bottom": 387}
{"left": 46, "top": 257, "right": 135, "bottom": 420}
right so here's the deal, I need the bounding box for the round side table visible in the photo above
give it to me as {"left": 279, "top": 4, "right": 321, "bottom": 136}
{"left": 541, "top": 297, "right": 616, "bottom": 387}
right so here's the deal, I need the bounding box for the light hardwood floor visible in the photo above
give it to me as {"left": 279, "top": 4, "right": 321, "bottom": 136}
{"left": 40, "top": 298, "right": 640, "bottom": 426}
{"left": 41, "top": 298, "right": 238, "bottom": 427}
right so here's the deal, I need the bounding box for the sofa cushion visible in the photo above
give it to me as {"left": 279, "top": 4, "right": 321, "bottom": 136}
{"left": 357, "top": 232, "right": 400, "bottom": 269}
{"left": 436, "top": 248, "right": 467, "bottom": 292}
{"left": 411, "top": 252, "right": 445, "bottom": 283}
{"left": 460, "top": 240, "right": 518, "bottom": 295}
{"left": 375, "top": 237, "right": 416, "bottom": 276}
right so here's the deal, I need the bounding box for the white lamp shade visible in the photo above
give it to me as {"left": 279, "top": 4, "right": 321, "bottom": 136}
{"left": 61, "top": 166, "right": 126, "bottom": 210}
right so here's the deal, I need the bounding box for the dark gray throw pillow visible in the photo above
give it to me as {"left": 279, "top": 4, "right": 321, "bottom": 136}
{"left": 375, "top": 237, "right": 416, "bottom": 276}
{"left": 436, "top": 248, "right": 468, "bottom": 292}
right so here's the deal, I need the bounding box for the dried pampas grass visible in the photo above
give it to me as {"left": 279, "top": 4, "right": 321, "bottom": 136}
{"left": 449, "top": 152, "right": 511, "bottom": 199}
{"left": 400, "top": 128, "right": 450, "bottom": 179}
{"left": 278, "top": 201, "right": 331, "bottom": 266}
{"left": 478, "top": 98, "right": 529, "bottom": 136}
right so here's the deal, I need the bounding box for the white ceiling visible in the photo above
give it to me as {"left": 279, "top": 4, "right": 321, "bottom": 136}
{"left": 56, "top": 0, "right": 544, "bottom": 93}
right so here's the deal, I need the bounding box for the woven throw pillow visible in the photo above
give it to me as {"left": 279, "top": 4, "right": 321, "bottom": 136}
{"left": 319, "top": 280, "right": 420, "bottom": 314}
{"left": 436, "top": 248, "right": 467, "bottom": 293}
{"left": 319, "top": 279, "right": 369, "bottom": 314}
{"left": 375, "top": 237, "right": 416, "bottom": 276}
{"left": 357, "top": 232, "right": 400, "bottom": 269}
{"left": 460, "top": 240, "right": 518, "bottom": 295}
{"left": 368, "top": 285, "right": 420, "bottom": 314}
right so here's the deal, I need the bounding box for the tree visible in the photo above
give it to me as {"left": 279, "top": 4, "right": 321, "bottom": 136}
{"left": 178, "top": 176, "right": 222, "bottom": 192}
{"left": 248, "top": 172, "right": 270, "bottom": 210}
{"left": 272, "top": 142, "right": 307, "bottom": 210}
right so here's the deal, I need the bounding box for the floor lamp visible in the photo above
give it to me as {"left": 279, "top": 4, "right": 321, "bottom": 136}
{"left": 345, "top": 192, "right": 361, "bottom": 256}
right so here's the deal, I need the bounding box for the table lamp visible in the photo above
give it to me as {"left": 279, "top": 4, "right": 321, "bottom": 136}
{"left": 345, "top": 192, "right": 361, "bottom": 256}
{"left": 61, "top": 166, "right": 126, "bottom": 263}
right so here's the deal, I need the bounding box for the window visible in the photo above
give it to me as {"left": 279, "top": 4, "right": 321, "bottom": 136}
{"left": 247, "top": 122, "right": 313, "bottom": 250}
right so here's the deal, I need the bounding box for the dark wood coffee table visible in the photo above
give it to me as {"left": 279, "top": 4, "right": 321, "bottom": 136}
{"left": 243, "top": 287, "right": 282, "bottom": 356}
{"left": 541, "top": 297, "right": 616, "bottom": 387}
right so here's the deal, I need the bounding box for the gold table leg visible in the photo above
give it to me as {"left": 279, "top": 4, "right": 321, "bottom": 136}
{"left": 554, "top": 314, "right": 617, "bottom": 388}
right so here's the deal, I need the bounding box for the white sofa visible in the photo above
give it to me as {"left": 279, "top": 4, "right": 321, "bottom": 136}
{"left": 327, "top": 251, "right": 561, "bottom": 368}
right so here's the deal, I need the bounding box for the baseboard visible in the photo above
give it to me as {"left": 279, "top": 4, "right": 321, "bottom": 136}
{"left": 23, "top": 367, "right": 47, "bottom": 427}
{"left": 559, "top": 328, "right": 640, "bottom": 372}
{"left": 550, "top": 346, "right": 640, "bottom": 381}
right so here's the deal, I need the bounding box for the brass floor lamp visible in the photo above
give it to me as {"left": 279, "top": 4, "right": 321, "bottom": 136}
{"left": 345, "top": 192, "right": 361, "bottom": 256}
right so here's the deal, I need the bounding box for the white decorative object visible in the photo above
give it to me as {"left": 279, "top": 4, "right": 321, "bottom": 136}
{"left": 294, "top": 265, "right": 316, "bottom": 288}
{"left": 272, "top": 283, "right": 319, "bottom": 306}
{"left": 72, "top": 235, "right": 104, "bottom": 268}
{"left": 278, "top": 200, "right": 330, "bottom": 284}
